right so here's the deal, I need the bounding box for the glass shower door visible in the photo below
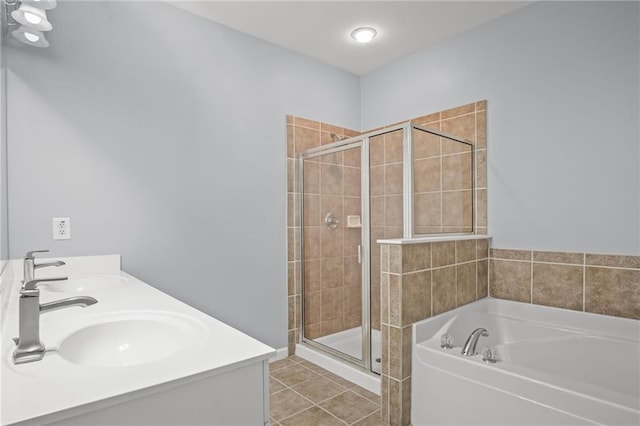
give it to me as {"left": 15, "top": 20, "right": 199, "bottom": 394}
{"left": 300, "top": 142, "right": 370, "bottom": 369}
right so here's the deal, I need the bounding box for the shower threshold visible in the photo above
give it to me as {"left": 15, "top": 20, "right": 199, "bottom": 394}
{"left": 297, "top": 327, "right": 381, "bottom": 395}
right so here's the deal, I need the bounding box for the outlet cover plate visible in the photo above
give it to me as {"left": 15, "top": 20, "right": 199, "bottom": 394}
{"left": 53, "top": 217, "right": 71, "bottom": 240}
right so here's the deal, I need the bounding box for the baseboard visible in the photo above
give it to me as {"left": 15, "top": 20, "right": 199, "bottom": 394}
{"left": 269, "top": 347, "right": 288, "bottom": 362}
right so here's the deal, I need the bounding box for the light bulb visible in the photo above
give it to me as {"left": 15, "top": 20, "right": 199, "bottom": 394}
{"left": 24, "top": 32, "right": 40, "bottom": 42}
{"left": 351, "top": 27, "right": 377, "bottom": 44}
{"left": 11, "top": 4, "right": 52, "bottom": 31}
{"left": 24, "top": 12, "right": 42, "bottom": 25}
{"left": 11, "top": 26, "right": 49, "bottom": 48}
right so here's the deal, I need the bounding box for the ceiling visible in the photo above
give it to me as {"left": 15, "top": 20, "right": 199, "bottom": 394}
{"left": 167, "top": 1, "right": 530, "bottom": 75}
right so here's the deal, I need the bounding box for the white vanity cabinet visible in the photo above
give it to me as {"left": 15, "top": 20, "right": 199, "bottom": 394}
{"left": 1, "top": 255, "right": 275, "bottom": 426}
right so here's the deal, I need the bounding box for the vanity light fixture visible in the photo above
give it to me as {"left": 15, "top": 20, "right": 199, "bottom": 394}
{"left": 350, "top": 27, "right": 377, "bottom": 44}
{"left": 11, "top": 25, "right": 49, "bottom": 47}
{"left": 3, "top": 0, "right": 56, "bottom": 48}
{"left": 11, "top": 3, "right": 52, "bottom": 31}
{"left": 21, "top": 0, "right": 56, "bottom": 9}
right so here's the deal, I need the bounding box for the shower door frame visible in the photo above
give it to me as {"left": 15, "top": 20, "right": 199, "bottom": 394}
{"left": 296, "top": 121, "right": 475, "bottom": 373}
{"left": 297, "top": 139, "right": 372, "bottom": 371}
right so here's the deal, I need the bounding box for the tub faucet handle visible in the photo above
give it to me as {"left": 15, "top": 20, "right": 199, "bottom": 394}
{"left": 482, "top": 346, "right": 498, "bottom": 363}
{"left": 440, "top": 333, "right": 454, "bottom": 349}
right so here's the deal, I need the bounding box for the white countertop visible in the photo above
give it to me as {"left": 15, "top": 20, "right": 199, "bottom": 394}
{"left": 1, "top": 255, "right": 275, "bottom": 425}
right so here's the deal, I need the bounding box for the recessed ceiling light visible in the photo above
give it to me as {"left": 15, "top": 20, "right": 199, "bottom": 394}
{"left": 351, "top": 27, "right": 377, "bottom": 44}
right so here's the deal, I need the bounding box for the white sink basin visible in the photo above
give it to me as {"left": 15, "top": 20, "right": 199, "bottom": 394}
{"left": 58, "top": 313, "right": 204, "bottom": 367}
{"left": 42, "top": 274, "right": 127, "bottom": 293}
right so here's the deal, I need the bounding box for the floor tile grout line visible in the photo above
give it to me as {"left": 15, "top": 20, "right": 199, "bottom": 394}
{"left": 349, "top": 408, "right": 382, "bottom": 425}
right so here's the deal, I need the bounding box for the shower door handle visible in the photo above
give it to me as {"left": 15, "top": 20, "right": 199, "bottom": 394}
{"left": 357, "top": 245, "right": 362, "bottom": 264}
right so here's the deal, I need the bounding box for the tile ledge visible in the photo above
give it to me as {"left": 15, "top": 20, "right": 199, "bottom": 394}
{"left": 377, "top": 235, "right": 490, "bottom": 245}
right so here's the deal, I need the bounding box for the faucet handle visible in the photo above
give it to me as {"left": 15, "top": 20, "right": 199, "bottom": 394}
{"left": 34, "top": 260, "right": 66, "bottom": 269}
{"left": 25, "top": 250, "right": 49, "bottom": 260}
{"left": 22, "top": 277, "right": 68, "bottom": 291}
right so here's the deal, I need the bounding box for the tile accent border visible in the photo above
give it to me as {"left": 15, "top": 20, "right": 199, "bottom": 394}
{"left": 490, "top": 248, "right": 640, "bottom": 320}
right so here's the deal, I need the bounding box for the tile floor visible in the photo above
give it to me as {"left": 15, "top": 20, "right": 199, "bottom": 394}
{"left": 269, "top": 356, "right": 384, "bottom": 425}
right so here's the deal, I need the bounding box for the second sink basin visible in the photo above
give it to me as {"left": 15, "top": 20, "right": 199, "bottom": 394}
{"left": 42, "top": 274, "right": 127, "bottom": 293}
{"left": 57, "top": 312, "right": 205, "bottom": 367}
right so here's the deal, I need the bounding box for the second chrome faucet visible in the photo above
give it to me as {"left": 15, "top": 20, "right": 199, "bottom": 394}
{"left": 13, "top": 250, "right": 98, "bottom": 365}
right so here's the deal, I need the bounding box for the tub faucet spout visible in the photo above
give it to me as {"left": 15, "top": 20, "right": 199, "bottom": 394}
{"left": 461, "top": 328, "right": 489, "bottom": 356}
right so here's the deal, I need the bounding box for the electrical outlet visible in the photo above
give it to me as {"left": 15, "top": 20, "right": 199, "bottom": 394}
{"left": 53, "top": 217, "right": 71, "bottom": 240}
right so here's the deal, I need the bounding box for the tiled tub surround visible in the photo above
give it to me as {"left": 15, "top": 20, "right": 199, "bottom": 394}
{"left": 490, "top": 248, "right": 640, "bottom": 320}
{"left": 379, "top": 237, "right": 490, "bottom": 426}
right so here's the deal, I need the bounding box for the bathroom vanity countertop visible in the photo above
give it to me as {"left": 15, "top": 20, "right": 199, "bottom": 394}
{"left": 1, "top": 255, "right": 276, "bottom": 425}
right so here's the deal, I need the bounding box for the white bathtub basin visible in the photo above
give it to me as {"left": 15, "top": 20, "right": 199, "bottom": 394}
{"left": 412, "top": 298, "right": 640, "bottom": 426}
{"left": 58, "top": 313, "right": 203, "bottom": 367}
{"left": 41, "top": 274, "right": 127, "bottom": 293}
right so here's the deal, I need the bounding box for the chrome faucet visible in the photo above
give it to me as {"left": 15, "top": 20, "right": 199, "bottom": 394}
{"left": 13, "top": 279, "right": 98, "bottom": 364}
{"left": 461, "top": 328, "right": 489, "bottom": 356}
{"left": 13, "top": 251, "right": 98, "bottom": 364}
{"left": 23, "top": 250, "right": 65, "bottom": 284}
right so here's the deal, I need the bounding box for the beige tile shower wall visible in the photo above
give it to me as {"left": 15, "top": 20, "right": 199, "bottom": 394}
{"left": 490, "top": 248, "right": 640, "bottom": 320}
{"left": 369, "top": 130, "right": 405, "bottom": 332}
{"left": 379, "top": 238, "right": 490, "bottom": 426}
{"left": 286, "top": 116, "right": 361, "bottom": 354}
{"left": 369, "top": 101, "right": 486, "bottom": 236}
{"left": 411, "top": 101, "right": 486, "bottom": 235}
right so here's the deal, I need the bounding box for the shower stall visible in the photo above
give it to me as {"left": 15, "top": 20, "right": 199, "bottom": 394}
{"left": 296, "top": 121, "right": 474, "bottom": 375}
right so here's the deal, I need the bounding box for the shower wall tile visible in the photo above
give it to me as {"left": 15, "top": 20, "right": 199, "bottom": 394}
{"left": 294, "top": 117, "right": 320, "bottom": 129}
{"left": 476, "top": 149, "right": 487, "bottom": 189}
{"left": 413, "top": 111, "right": 441, "bottom": 125}
{"left": 370, "top": 135, "right": 385, "bottom": 166}
{"left": 412, "top": 130, "right": 440, "bottom": 159}
{"left": 476, "top": 111, "right": 487, "bottom": 149}
{"left": 295, "top": 126, "right": 321, "bottom": 153}
{"left": 413, "top": 157, "right": 441, "bottom": 193}
{"left": 384, "top": 131, "right": 403, "bottom": 163}
{"left": 414, "top": 193, "right": 442, "bottom": 228}
{"left": 441, "top": 103, "right": 475, "bottom": 119}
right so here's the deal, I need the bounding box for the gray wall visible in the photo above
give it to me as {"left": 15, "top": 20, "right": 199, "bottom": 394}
{"left": 5, "top": 1, "right": 360, "bottom": 348}
{"left": 362, "top": 1, "right": 640, "bottom": 255}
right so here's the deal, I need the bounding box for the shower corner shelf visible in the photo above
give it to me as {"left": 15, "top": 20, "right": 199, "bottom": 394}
{"left": 346, "top": 215, "right": 362, "bottom": 229}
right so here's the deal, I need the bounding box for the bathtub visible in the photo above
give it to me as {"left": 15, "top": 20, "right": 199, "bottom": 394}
{"left": 412, "top": 298, "right": 639, "bottom": 426}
